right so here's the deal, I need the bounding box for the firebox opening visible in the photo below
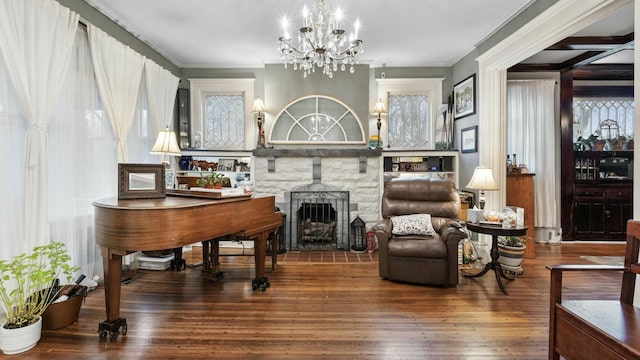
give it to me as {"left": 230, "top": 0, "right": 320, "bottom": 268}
{"left": 297, "top": 203, "right": 337, "bottom": 244}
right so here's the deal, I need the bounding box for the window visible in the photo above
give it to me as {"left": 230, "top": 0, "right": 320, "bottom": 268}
{"left": 388, "top": 95, "right": 429, "bottom": 148}
{"left": 377, "top": 78, "right": 443, "bottom": 150}
{"left": 189, "top": 79, "right": 255, "bottom": 150}
{"left": 270, "top": 95, "right": 364, "bottom": 144}
{"left": 203, "top": 94, "right": 244, "bottom": 148}
{"left": 573, "top": 98, "right": 634, "bottom": 143}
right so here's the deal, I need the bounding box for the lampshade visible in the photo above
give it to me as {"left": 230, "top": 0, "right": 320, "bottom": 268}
{"left": 372, "top": 99, "right": 386, "bottom": 115}
{"left": 466, "top": 166, "right": 499, "bottom": 190}
{"left": 252, "top": 97, "right": 265, "bottom": 113}
{"left": 150, "top": 127, "right": 181, "bottom": 156}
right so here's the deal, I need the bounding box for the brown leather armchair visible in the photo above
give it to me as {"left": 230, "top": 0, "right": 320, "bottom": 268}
{"left": 371, "top": 177, "right": 466, "bottom": 286}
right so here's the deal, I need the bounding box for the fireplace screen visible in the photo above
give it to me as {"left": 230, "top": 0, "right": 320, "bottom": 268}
{"left": 289, "top": 190, "right": 350, "bottom": 250}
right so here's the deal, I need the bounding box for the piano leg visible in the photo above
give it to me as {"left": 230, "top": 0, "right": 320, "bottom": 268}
{"left": 98, "top": 248, "right": 127, "bottom": 341}
{"left": 170, "top": 247, "right": 186, "bottom": 271}
{"left": 252, "top": 231, "right": 270, "bottom": 291}
{"left": 201, "top": 239, "right": 226, "bottom": 281}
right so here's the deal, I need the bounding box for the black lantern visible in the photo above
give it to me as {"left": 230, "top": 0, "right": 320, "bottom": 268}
{"left": 350, "top": 216, "right": 367, "bottom": 253}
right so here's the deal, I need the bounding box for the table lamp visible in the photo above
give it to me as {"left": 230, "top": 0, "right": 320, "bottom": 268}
{"left": 371, "top": 99, "right": 386, "bottom": 149}
{"left": 252, "top": 97, "right": 265, "bottom": 148}
{"left": 465, "top": 166, "right": 499, "bottom": 210}
{"left": 150, "top": 126, "right": 181, "bottom": 167}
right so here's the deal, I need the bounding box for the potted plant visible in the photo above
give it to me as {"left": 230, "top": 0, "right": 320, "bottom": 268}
{"left": 196, "top": 172, "right": 225, "bottom": 189}
{"left": 0, "top": 241, "right": 78, "bottom": 355}
{"left": 497, "top": 236, "right": 527, "bottom": 271}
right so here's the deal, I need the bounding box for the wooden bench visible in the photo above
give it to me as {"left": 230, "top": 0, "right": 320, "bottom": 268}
{"left": 547, "top": 220, "right": 640, "bottom": 360}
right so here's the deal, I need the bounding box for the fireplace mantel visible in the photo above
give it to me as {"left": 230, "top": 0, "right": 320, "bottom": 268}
{"left": 252, "top": 148, "right": 381, "bottom": 158}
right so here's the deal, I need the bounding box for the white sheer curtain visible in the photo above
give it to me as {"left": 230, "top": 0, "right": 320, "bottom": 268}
{"left": 88, "top": 24, "right": 145, "bottom": 163}
{"left": 0, "top": 54, "right": 26, "bottom": 261}
{"left": 48, "top": 27, "right": 116, "bottom": 280}
{"left": 0, "top": 0, "right": 78, "bottom": 252}
{"left": 144, "top": 59, "right": 179, "bottom": 164}
{"left": 507, "top": 79, "right": 557, "bottom": 233}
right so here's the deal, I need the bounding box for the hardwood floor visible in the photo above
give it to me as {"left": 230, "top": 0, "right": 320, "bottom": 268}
{"left": 17, "top": 242, "right": 626, "bottom": 359}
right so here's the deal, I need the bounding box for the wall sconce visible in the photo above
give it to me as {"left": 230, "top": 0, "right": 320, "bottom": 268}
{"left": 465, "top": 166, "right": 499, "bottom": 209}
{"left": 252, "top": 97, "right": 265, "bottom": 148}
{"left": 150, "top": 125, "right": 181, "bottom": 167}
{"left": 371, "top": 99, "right": 387, "bottom": 149}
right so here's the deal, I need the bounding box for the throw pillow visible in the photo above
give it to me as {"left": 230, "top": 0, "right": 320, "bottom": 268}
{"left": 391, "top": 214, "right": 435, "bottom": 236}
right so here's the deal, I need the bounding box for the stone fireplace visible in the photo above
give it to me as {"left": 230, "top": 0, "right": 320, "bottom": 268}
{"left": 253, "top": 148, "right": 381, "bottom": 250}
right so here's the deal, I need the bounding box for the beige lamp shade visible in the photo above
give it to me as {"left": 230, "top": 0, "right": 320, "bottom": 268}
{"left": 372, "top": 99, "right": 386, "bottom": 115}
{"left": 466, "top": 166, "right": 499, "bottom": 190}
{"left": 252, "top": 97, "right": 265, "bottom": 113}
{"left": 150, "top": 126, "right": 181, "bottom": 156}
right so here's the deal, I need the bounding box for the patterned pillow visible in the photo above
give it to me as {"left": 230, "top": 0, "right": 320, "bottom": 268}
{"left": 391, "top": 214, "right": 435, "bottom": 236}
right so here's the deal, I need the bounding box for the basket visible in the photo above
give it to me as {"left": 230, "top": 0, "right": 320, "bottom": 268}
{"left": 42, "top": 285, "right": 86, "bottom": 330}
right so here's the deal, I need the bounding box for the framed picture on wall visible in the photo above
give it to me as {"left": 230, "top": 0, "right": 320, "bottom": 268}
{"left": 461, "top": 126, "right": 478, "bottom": 153}
{"left": 453, "top": 74, "right": 476, "bottom": 119}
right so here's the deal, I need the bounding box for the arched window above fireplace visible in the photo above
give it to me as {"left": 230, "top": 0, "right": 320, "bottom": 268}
{"left": 268, "top": 95, "right": 365, "bottom": 145}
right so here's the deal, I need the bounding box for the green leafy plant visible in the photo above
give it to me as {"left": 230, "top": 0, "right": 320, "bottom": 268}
{"left": 195, "top": 172, "right": 225, "bottom": 187}
{"left": 0, "top": 241, "right": 79, "bottom": 329}
{"left": 499, "top": 236, "right": 526, "bottom": 248}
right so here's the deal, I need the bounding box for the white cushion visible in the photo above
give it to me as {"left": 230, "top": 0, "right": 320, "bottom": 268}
{"left": 391, "top": 214, "right": 435, "bottom": 236}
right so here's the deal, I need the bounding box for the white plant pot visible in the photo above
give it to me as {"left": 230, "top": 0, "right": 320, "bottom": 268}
{"left": 498, "top": 245, "right": 526, "bottom": 267}
{"left": 0, "top": 317, "right": 42, "bottom": 355}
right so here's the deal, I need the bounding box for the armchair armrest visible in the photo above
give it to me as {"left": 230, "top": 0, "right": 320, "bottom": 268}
{"left": 434, "top": 218, "right": 467, "bottom": 245}
{"left": 547, "top": 264, "right": 626, "bottom": 305}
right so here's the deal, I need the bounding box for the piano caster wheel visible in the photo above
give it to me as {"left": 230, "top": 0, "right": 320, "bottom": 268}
{"left": 171, "top": 259, "right": 186, "bottom": 272}
{"left": 98, "top": 317, "right": 127, "bottom": 341}
{"left": 252, "top": 277, "right": 270, "bottom": 292}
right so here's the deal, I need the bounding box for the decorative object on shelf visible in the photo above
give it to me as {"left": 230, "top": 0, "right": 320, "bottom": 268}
{"left": 150, "top": 126, "right": 181, "bottom": 167}
{"left": 453, "top": 74, "right": 476, "bottom": 119}
{"left": 0, "top": 241, "right": 79, "bottom": 355}
{"left": 350, "top": 216, "right": 367, "bottom": 253}
{"left": 460, "top": 125, "right": 477, "bottom": 153}
{"left": 218, "top": 158, "right": 236, "bottom": 172}
{"left": 372, "top": 99, "right": 386, "bottom": 149}
{"left": 278, "top": 0, "right": 363, "bottom": 78}
{"left": 466, "top": 166, "right": 499, "bottom": 210}
{"left": 165, "top": 169, "right": 175, "bottom": 189}
{"left": 435, "top": 102, "right": 454, "bottom": 149}
{"left": 252, "top": 97, "right": 265, "bottom": 148}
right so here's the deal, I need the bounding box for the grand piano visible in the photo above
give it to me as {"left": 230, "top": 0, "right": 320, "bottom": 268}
{"left": 93, "top": 194, "right": 282, "bottom": 340}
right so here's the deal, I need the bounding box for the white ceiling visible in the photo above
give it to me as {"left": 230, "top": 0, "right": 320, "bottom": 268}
{"left": 83, "top": 0, "right": 535, "bottom": 69}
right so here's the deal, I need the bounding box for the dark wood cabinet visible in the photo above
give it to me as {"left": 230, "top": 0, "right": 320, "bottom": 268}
{"left": 529, "top": 63, "right": 634, "bottom": 242}
{"left": 570, "top": 151, "right": 632, "bottom": 240}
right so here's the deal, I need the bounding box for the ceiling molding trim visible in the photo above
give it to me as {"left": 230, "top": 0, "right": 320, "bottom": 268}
{"left": 477, "top": 0, "right": 632, "bottom": 69}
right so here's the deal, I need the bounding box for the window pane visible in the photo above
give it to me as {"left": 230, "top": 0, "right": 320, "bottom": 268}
{"left": 388, "top": 95, "right": 429, "bottom": 148}
{"left": 204, "top": 94, "right": 244, "bottom": 149}
{"left": 573, "top": 98, "right": 634, "bottom": 146}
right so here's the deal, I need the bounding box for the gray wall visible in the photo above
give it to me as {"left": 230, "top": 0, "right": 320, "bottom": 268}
{"left": 450, "top": 0, "right": 562, "bottom": 190}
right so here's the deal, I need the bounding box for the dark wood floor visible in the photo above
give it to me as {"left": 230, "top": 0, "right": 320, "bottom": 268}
{"left": 16, "top": 242, "right": 626, "bottom": 359}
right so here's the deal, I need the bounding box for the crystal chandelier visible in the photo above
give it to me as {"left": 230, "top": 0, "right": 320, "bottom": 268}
{"left": 278, "top": 0, "right": 363, "bottom": 78}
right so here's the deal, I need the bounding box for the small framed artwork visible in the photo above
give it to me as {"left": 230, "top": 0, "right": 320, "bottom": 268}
{"left": 165, "top": 169, "right": 175, "bottom": 189}
{"left": 453, "top": 74, "right": 476, "bottom": 119}
{"left": 217, "top": 158, "right": 236, "bottom": 172}
{"left": 118, "top": 163, "right": 166, "bottom": 199}
{"left": 461, "top": 126, "right": 478, "bottom": 153}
